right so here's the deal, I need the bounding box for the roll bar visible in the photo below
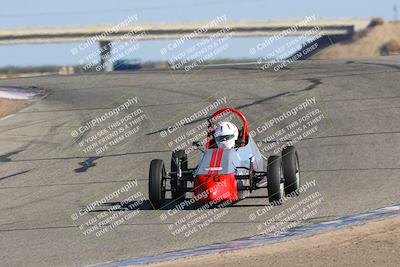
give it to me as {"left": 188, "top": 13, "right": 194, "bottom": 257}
{"left": 207, "top": 107, "right": 249, "bottom": 147}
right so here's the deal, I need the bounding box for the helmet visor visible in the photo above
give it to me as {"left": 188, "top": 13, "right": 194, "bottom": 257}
{"left": 215, "top": 134, "right": 235, "bottom": 143}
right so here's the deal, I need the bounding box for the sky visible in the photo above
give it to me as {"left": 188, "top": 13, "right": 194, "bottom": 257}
{"left": 1, "top": 0, "right": 399, "bottom": 67}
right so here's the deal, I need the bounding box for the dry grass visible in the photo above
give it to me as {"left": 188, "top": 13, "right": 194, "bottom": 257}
{"left": 313, "top": 20, "right": 400, "bottom": 59}
{"left": 381, "top": 40, "right": 400, "bottom": 55}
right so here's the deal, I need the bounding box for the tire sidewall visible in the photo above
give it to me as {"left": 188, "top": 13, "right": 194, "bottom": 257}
{"left": 282, "top": 146, "right": 300, "bottom": 195}
{"left": 149, "top": 159, "right": 165, "bottom": 209}
{"left": 267, "top": 156, "right": 283, "bottom": 204}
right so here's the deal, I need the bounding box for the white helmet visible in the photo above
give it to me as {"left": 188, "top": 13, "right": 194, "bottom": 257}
{"left": 214, "top": 121, "right": 239, "bottom": 149}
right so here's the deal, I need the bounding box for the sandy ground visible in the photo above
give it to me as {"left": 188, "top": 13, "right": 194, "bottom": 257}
{"left": 0, "top": 72, "right": 56, "bottom": 79}
{"left": 0, "top": 98, "right": 30, "bottom": 118}
{"left": 140, "top": 216, "right": 400, "bottom": 267}
{"left": 314, "top": 21, "right": 400, "bottom": 59}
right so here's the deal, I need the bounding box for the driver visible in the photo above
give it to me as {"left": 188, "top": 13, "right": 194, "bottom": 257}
{"left": 214, "top": 121, "right": 239, "bottom": 149}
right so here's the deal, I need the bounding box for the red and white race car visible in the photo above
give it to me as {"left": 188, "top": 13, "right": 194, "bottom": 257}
{"left": 149, "top": 108, "right": 300, "bottom": 209}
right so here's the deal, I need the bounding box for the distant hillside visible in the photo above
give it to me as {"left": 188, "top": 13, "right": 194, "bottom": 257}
{"left": 313, "top": 20, "right": 400, "bottom": 59}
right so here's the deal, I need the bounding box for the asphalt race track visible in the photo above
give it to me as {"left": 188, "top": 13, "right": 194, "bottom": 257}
{"left": 1, "top": 56, "right": 400, "bottom": 266}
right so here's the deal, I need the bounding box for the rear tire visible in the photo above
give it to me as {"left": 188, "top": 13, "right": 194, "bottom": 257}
{"left": 149, "top": 159, "right": 166, "bottom": 209}
{"left": 282, "top": 146, "right": 300, "bottom": 196}
{"left": 267, "top": 156, "right": 284, "bottom": 205}
{"left": 171, "top": 150, "right": 188, "bottom": 200}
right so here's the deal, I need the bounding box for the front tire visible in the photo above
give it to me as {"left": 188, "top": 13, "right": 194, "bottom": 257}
{"left": 149, "top": 159, "right": 166, "bottom": 209}
{"left": 267, "top": 156, "right": 284, "bottom": 205}
{"left": 282, "top": 146, "right": 300, "bottom": 195}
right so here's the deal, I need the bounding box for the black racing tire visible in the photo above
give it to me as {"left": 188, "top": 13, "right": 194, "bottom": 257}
{"left": 171, "top": 150, "right": 188, "bottom": 200}
{"left": 149, "top": 159, "right": 166, "bottom": 209}
{"left": 267, "top": 156, "right": 284, "bottom": 205}
{"left": 282, "top": 146, "right": 300, "bottom": 196}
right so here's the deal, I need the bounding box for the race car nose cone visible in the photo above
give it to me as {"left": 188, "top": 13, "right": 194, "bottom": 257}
{"left": 194, "top": 173, "right": 238, "bottom": 202}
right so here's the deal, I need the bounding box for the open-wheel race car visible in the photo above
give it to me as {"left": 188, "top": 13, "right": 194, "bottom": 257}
{"left": 148, "top": 107, "right": 300, "bottom": 209}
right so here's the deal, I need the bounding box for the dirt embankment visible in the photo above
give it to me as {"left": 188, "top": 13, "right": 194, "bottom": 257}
{"left": 313, "top": 21, "right": 400, "bottom": 59}
{"left": 0, "top": 98, "right": 30, "bottom": 118}
{"left": 140, "top": 216, "right": 400, "bottom": 267}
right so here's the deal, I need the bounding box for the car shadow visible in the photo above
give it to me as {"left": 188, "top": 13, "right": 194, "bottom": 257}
{"left": 89, "top": 196, "right": 272, "bottom": 212}
{"left": 89, "top": 199, "right": 206, "bottom": 212}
